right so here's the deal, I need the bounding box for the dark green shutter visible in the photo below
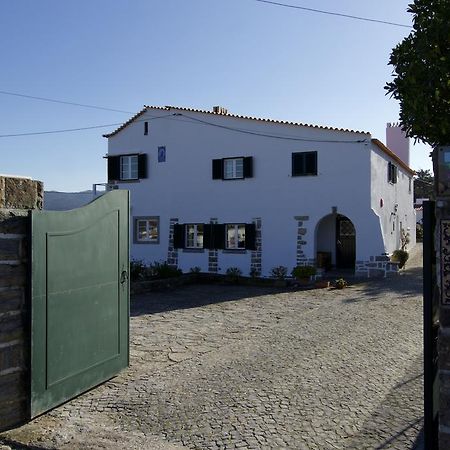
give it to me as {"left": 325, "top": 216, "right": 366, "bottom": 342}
{"left": 245, "top": 224, "right": 257, "bottom": 250}
{"left": 203, "top": 224, "right": 213, "bottom": 249}
{"left": 173, "top": 224, "right": 185, "bottom": 249}
{"left": 292, "top": 153, "right": 302, "bottom": 176}
{"left": 213, "top": 224, "right": 226, "bottom": 249}
{"left": 305, "top": 152, "right": 317, "bottom": 175}
{"left": 212, "top": 159, "right": 224, "bottom": 179}
{"left": 138, "top": 154, "right": 148, "bottom": 179}
{"left": 107, "top": 156, "right": 120, "bottom": 181}
{"left": 243, "top": 157, "right": 253, "bottom": 178}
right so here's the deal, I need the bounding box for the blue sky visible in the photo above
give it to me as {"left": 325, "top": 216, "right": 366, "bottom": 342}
{"left": 0, "top": 0, "right": 432, "bottom": 192}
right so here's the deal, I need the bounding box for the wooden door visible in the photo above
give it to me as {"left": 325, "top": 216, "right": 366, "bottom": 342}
{"left": 336, "top": 216, "right": 356, "bottom": 269}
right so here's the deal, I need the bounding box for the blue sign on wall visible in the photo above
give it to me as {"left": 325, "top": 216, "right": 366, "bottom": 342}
{"left": 158, "top": 146, "right": 166, "bottom": 163}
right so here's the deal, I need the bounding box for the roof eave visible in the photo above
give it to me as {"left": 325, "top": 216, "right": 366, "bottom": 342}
{"left": 371, "top": 138, "right": 415, "bottom": 176}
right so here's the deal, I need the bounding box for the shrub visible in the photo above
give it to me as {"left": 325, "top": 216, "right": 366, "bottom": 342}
{"left": 189, "top": 266, "right": 201, "bottom": 274}
{"left": 416, "top": 224, "right": 423, "bottom": 242}
{"left": 226, "top": 267, "right": 242, "bottom": 282}
{"left": 149, "top": 261, "right": 182, "bottom": 279}
{"left": 130, "top": 259, "right": 147, "bottom": 281}
{"left": 249, "top": 267, "right": 260, "bottom": 278}
{"left": 334, "top": 278, "right": 347, "bottom": 289}
{"left": 391, "top": 250, "right": 409, "bottom": 269}
{"left": 292, "top": 265, "right": 316, "bottom": 279}
{"left": 270, "top": 266, "right": 288, "bottom": 280}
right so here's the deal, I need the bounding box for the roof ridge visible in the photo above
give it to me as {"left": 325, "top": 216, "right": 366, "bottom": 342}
{"left": 102, "top": 104, "right": 371, "bottom": 138}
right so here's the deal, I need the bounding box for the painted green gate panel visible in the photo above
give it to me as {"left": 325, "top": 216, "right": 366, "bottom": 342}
{"left": 31, "top": 190, "right": 129, "bottom": 417}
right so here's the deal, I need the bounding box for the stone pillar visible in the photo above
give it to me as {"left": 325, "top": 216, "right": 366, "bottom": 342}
{"left": 167, "top": 218, "right": 179, "bottom": 268}
{"left": 294, "top": 216, "right": 311, "bottom": 266}
{"left": 208, "top": 218, "right": 218, "bottom": 273}
{"left": 0, "top": 176, "right": 43, "bottom": 431}
{"left": 250, "top": 218, "right": 262, "bottom": 276}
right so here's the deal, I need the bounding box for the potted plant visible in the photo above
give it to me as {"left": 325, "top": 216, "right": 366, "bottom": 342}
{"left": 291, "top": 265, "right": 316, "bottom": 285}
{"left": 334, "top": 278, "right": 347, "bottom": 289}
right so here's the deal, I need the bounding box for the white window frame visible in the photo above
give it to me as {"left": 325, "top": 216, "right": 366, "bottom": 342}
{"left": 223, "top": 158, "right": 244, "bottom": 180}
{"left": 225, "top": 224, "right": 246, "bottom": 249}
{"left": 120, "top": 155, "right": 139, "bottom": 180}
{"left": 135, "top": 216, "right": 159, "bottom": 244}
{"left": 185, "top": 224, "right": 204, "bottom": 249}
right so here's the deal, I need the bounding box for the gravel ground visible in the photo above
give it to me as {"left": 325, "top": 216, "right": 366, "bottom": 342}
{"left": 1, "top": 245, "right": 424, "bottom": 449}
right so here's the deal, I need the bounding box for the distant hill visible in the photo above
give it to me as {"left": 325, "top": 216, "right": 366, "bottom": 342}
{"left": 44, "top": 190, "right": 103, "bottom": 211}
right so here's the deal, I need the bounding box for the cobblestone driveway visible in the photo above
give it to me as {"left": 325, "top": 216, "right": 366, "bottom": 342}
{"left": 1, "top": 246, "right": 424, "bottom": 449}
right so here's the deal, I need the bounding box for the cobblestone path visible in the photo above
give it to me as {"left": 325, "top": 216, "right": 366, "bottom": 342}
{"left": 1, "top": 246, "right": 424, "bottom": 449}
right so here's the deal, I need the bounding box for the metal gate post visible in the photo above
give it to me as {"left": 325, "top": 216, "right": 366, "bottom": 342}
{"left": 423, "top": 200, "right": 438, "bottom": 449}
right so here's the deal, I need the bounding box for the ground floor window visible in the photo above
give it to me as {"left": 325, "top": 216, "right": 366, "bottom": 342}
{"left": 226, "top": 224, "right": 246, "bottom": 249}
{"left": 134, "top": 217, "right": 159, "bottom": 243}
{"left": 186, "top": 224, "right": 204, "bottom": 248}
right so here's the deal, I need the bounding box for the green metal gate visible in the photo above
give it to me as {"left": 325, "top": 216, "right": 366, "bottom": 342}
{"left": 30, "top": 190, "right": 129, "bottom": 417}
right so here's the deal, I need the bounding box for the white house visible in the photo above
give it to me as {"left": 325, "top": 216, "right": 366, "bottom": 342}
{"left": 103, "top": 105, "right": 416, "bottom": 278}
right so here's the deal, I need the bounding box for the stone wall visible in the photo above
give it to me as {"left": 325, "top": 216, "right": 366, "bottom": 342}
{"left": 0, "top": 176, "right": 43, "bottom": 431}
{"left": 355, "top": 255, "right": 400, "bottom": 278}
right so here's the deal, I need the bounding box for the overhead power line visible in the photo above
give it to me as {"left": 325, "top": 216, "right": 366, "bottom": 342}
{"left": 0, "top": 123, "right": 124, "bottom": 138}
{"left": 0, "top": 90, "right": 134, "bottom": 114}
{"left": 0, "top": 111, "right": 367, "bottom": 143}
{"left": 171, "top": 112, "right": 367, "bottom": 143}
{"left": 253, "top": 0, "right": 412, "bottom": 28}
{"left": 0, "top": 114, "right": 173, "bottom": 138}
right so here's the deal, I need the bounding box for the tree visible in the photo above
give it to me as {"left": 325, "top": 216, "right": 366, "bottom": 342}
{"left": 385, "top": 0, "right": 450, "bottom": 147}
{"left": 414, "top": 168, "right": 435, "bottom": 200}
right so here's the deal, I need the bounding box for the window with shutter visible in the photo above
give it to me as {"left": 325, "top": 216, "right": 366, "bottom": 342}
{"left": 212, "top": 157, "right": 253, "bottom": 180}
{"left": 108, "top": 153, "right": 148, "bottom": 181}
{"left": 388, "top": 162, "right": 398, "bottom": 184}
{"left": 292, "top": 152, "right": 317, "bottom": 176}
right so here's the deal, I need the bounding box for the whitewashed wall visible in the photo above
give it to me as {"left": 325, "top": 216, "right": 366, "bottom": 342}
{"left": 107, "top": 108, "right": 409, "bottom": 276}
{"left": 370, "top": 144, "right": 416, "bottom": 253}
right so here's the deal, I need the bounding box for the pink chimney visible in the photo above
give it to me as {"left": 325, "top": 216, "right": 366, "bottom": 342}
{"left": 386, "top": 123, "right": 410, "bottom": 166}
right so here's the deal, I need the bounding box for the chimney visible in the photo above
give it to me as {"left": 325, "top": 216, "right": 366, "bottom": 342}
{"left": 212, "top": 106, "right": 228, "bottom": 115}
{"left": 386, "top": 122, "right": 410, "bottom": 166}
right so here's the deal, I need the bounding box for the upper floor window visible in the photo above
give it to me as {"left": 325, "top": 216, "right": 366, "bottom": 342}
{"left": 107, "top": 153, "right": 148, "bottom": 182}
{"left": 388, "top": 162, "right": 398, "bottom": 184}
{"left": 121, "top": 155, "right": 138, "bottom": 180}
{"left": 212, "top": 157, "right": 253, "bottom": 180}
{"left": 134, "top": 216, "right": 159, "bottom": 244}
{"left": 292, "top": 151, "right": 317, "bottom": 176}
{"left": 185, "top": 224, "right": 204, "bottom": 249}
{"left": 224, "top": 158, "right": 244, "bottom": 179}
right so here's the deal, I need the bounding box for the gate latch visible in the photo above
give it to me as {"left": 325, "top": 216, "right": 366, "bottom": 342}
{"left": 120, "top": 270, "right": 128, "bottom": 284}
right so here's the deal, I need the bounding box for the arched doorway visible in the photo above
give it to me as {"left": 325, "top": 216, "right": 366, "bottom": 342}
{"left": 316, "top": 213, "right": 356, "bottom": 270}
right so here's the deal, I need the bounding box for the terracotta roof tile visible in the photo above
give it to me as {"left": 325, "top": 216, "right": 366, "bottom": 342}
{"left": 102, "top": 105, "right": 370, "bottom": 138}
